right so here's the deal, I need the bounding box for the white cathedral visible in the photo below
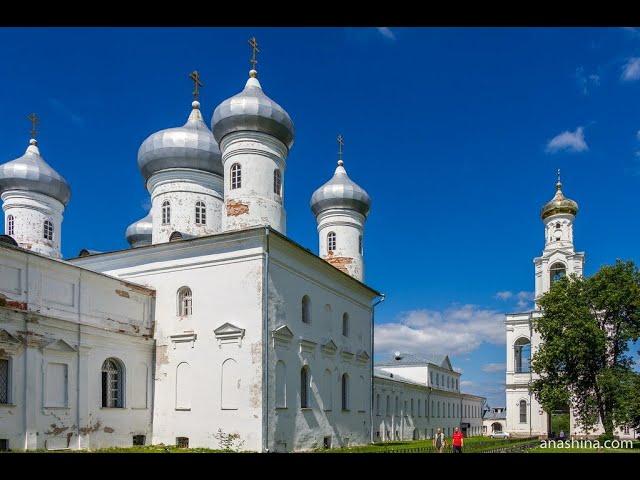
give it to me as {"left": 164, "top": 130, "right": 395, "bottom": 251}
{"left": 0, "top": 45, "right": 484, "bottom": 452}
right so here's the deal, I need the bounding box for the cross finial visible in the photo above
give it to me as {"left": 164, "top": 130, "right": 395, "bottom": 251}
{"left": 556, "top": 168, "right": 562, "bottom": 190}
{"left": 27, "top": 112, "right": 39, "bottom": 139}
{"left": 249, "top": 36, "right": 260, "bottom": 72}
{"left": 337, "top": 134, "right": 344, "bottom": 165}
{"left": 189, "top": 70, "right": 203, "bottom": 101}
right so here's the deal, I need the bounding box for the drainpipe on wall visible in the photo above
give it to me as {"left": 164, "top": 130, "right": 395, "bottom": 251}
{"left": 262, "top": 227, "right": 271, "bottom": 452}
{"left": 370, "top": 294, "right": 385, "bottom": 444}
{"left": 76, "top": 271, "right": 82, "bottom": 448}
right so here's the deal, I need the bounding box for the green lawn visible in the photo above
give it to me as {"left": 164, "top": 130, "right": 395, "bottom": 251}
{"left": 315, "top": 436, "right": 539, "bottom": 453}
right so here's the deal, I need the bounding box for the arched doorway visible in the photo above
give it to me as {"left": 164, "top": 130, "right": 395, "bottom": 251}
{"left": 491, "top": 422, "right": 502, "bottom": 433}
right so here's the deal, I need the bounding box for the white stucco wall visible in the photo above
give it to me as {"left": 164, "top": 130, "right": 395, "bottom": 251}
{"left": 316, "top": 209, "right": 365, "bottom": 282}
{"left": 148, "top": 169, "right": 224, "bottom": 244}
{"left": 220, "top": 132, "right": 288, "bottom": 235}
{"left": 2, "top": 190, "right": 64, "bottom": 258}
{"left": 0, "top": 244, "right": 155, "bottom": 451}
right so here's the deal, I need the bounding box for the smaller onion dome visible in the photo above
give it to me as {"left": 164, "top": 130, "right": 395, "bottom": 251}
{"left": 541, "top": 174, "right": 578, "bottom": 220}
{"left": 125, "top": 211, "right": 152, "bottom": 248}
{"left": 137, "top": 101, "right": 222, "bottom": 182}
{"left": 0, "top": 139, "right": 71, "bottom": 205}
{"left": 212, "top": 70, "right": 295, "bottom": 150}
{"left": 310, "top": 160, "right": 371, "bottom": 217}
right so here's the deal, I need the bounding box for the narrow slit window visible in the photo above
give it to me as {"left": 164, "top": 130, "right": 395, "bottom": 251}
{"left": 162, "top": 201, "right": 171, "bottom": 225}
{"left": 231, "top": 163, "right": 242, "bottom": 189}
{"left": 273, "top": 169, "right": 282, "bottom": 196}
{"left": 7, "top": 215, "right": 14, "bottom": 236}
{"left": 327, "top": 232, "right": 336, "bottom": 252}
{"left": 195, "top": 201, "right": 206, "bottom": 225}
{"left": 43, "top": 220, "right": 53, "bottom": 240}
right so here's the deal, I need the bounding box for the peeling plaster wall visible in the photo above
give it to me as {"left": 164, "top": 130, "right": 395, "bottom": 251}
{"left": 266, "top": 234, "right": 375, "bottom": 451}
{"left": 2, "top": 190, "right": 64, "bottom": 259}
{"left": 148, "top": 169, "right": 224, "bottom": 244}
{"left": 0, "top": 245, "right": 155, "bottom": 451}
{"left": 316, "top": 209, "right": 365, "bottom": 282}
{"left": 220, "top": 132, "right": 287, "bottom": 235}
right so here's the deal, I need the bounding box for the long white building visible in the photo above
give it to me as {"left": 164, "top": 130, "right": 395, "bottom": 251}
{"left": 373, "top": 353, "right": 484, "bottom": 442}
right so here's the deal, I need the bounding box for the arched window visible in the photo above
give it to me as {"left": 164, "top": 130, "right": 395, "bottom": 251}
{"left": 342, "top": 313, "right": 349, "bottom": 337}
{"left": 7, "top": 215, "right": 14, "bottom": 236}
{"left": 492, "top": 422, "right": 502, "bottom": 433}
{"left": 231, "top": 163, "right": 241, "bottom": 189}
{"left": 102, "top": 358, "right": 124, "bottom": 408}
{"left": 550, "top": 262, "right": 566, "bottom": 285}
{"left": 386, "top": 395, "right": 390, "bottom": 416}
{"left": 341, "top": 373, "right": 349, "bottom": 410}
{"left": 275, "top": 361, "right": 286, "bottom": 408}
{"left": 376, "top": 393, "right": 381, "bottom": 415}
{"left": 519, "top": 400, "right": 527, "bottom": 423}
{"left": 162, "top": 201, "right": 171, "bottom": 225}
{"left": 514, "top": 337, "right": 531, "bottom": 373}
{"left": 195, "top": 201, "right": 206, "bottom": 225}
{"left": 358, "top": 234, "right": 363, "bottom": 254}
{"left": 327, "top": 231, "right": 336, "bottom": 252}
{"left": 273, "top": 169, "right": 282, "bottom": 196}
{"left": 300, "top": 366, "right": 310, "bottom": 408}
{"left": 43, "top": 220, "right": 53, "bottom": 240}
{"left": 301, "top": 295, "right": 311, "bottom": 324}
{"left": 177, "top": 287, "right": 192, "bottom": 316}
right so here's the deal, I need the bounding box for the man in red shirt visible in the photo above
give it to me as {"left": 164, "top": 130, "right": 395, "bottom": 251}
{"left": 452, "top": 427, "right": 464, "bottom": 453}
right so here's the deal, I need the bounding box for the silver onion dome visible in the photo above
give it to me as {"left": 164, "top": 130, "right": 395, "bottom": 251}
{"left": 137, "top": 101, "right": 222, "bottom": 182}
{"left": 125, "top": 210, "right": 152, "bottom": 248}
{"left": 212, "top": 70, "right": 295, "bottom": 150}
{"left": 310, "top": 160, "right": 371, "bottom": 217}
{"left": 0, "top": 139, "right": 71, "bottom": 206}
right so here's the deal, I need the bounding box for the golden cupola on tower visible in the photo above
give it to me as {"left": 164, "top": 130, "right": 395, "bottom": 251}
{"left": 540, "top": 170, "right": 578, "bottom": 220}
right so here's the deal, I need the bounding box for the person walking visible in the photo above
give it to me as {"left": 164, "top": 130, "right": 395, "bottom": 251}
{"left": 433, "top": 428, "right": 446, "bottom": 453}
{"left": 452, "top": 426, "right": 464, "bottom": 453}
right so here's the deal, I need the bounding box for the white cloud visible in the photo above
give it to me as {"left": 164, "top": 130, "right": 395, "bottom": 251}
{"left": 546, "top": 127, "right": 588, "bottom": 153}
{"left": 636, "top": 130, "right": 640, "bottom": 141}
{"left": 495, "top": 291, "right": 534, "bottom": 309}
{"left": 575, "top": 66, "right": 600, "bottom": 95}
{"left": 376, "top": 27, "right": 396, "bottom": 41}
{"left": 621, "top": 57, "right": 640, "bottom": 81}
{"left": 460, "top": 380, "right": 474, "bottom": 388}
{"left": 374, "top": 305, "right": 505, "bottom": 357}
{"left": 495, "top": 291, "right": 513, "bottom": 300}
{"left": 482, "top": 363, "right": 506, "bottom": 373}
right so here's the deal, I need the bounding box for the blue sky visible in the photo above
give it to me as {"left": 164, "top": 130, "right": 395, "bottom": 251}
{"left": 1, "top": 27, "right": 640, "bottom": 406}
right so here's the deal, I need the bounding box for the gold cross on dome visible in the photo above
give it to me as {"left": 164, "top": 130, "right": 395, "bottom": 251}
{"left": 27, "top": 112, "right": 39, "bottom": 139}
{"left": 249, "top": 36, "right": 260, "bottom": 70}
{"left": 189, "top": 70, "right": 203, "bottom": 100}
{"left": 337, "top": 134, "right": 344, "bottom": 160}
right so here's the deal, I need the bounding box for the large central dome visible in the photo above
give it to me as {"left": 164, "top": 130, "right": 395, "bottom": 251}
{"left": 137, "top": 101, "right": 222, "bottom": 182}
{"left": 211, "top": 70, "right": 294, "bottom": 150}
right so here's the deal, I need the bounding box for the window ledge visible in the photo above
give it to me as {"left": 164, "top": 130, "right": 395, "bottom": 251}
{"left": 43, "top": 406, "right": 70, "bottom": 410}
{"left": 100, "top": 407, "right": 127, "bottom": 410}
{"left": 342, "top": 409, "right": 350, "bottom": 412}
{"left": 324, "top": 409, "right": 332, "bottom": 412}
{"left": 275, "top": 406, "right": 288, "bottom": 410}
{"left": 0, "top": 403, "right": 16, "bottom": 408}
{"left": 300, "top": 407, "right": 313, "bottom": 411}
{"left": 175, "top": 408, "right": 191, "bottom": 411}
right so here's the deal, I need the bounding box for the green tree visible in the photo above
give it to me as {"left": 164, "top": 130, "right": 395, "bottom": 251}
{"left": 531, "top": 260, "right": 640, "bottom": 438}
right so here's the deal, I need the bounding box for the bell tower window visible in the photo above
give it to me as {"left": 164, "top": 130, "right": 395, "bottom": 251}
{"left": 273, "top": 169, "right": 282, "bottom": 196}
{"left": 549, "top": 262, "right": 566, "bottom": 285}
{"left": 195, "top": 201, "right": 206, "bottom": 225}
{"left": 7, "top": 215, "right": 14, "bottom": 236}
